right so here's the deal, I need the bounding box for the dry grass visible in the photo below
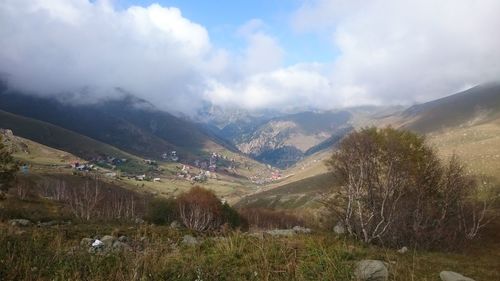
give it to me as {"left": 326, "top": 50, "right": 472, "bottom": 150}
{"left": 0, "top": 222, "right": 498, "bottom": 281}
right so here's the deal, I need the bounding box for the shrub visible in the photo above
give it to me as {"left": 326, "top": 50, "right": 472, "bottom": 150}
{"left": 0, "top": 134, "right": 18, "bottom": 195}
{"left": 177, "top": 186, "right": 224, "bottom": 232}
{"left": 145, "top": 198, "right": 178, "bottom": 225}
{"left": 326, "top": 127, "right": 492, "bottom": 249}
{"left": 239, "top": 208, "right": 304, "bottom": 229}
{"left": 221, "top": 202, "right": 248, "bottom": 230}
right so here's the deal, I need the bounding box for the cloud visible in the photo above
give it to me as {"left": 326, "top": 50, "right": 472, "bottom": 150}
{"left": 1, "top": 0, "right": 499, "bottom": 115}
{"left": 293, "top": 0, "right": 500, "bottom": 104}
{"left": 0, "top": 0, "right": 218, "bottom": 113}
{"left": 205, "top": 63, "right": 336, "bottom": 110}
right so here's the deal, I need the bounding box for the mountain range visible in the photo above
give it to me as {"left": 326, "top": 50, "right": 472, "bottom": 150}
{"left": 1, "top": 82, "right": 500, "bottom": 206}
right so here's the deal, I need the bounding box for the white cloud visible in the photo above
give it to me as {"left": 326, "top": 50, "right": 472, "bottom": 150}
{"left": 293, "top": 0, "right": 500, "bottom": 104}
{"left": 1, "top": 0, "right": 499, "bottom": 115}
{"left": 205, "top": 63, "right": 336, "bottom": 110}
{"left": 0, "top": 0, "right": 216, "bottom": 113}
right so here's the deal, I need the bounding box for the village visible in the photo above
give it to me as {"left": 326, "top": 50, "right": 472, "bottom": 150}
{"left": 68, "top": 150, "right": 282, "bottom": 186}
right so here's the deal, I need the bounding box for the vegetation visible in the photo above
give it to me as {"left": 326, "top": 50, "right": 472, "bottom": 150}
{"left": 326, "top": 127, "right": 494, "bottom": 249}
{"left": 239, "top": 208, "right": 304, "bottom": 229}
{"left": 0, "top": 135, "right": 18, "bottom": 195}
{"left": 145, "top": 197, "right": 178, "bottom": 225}
{"left": 177, "top": 186, "right": 234, "bottom": 232}
{"left": 0, "top": 223, "right": 499, "bottom": 281}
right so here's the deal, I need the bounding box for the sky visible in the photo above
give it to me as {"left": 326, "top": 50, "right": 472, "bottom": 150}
{"left": 1, "top": 0, "right": 500, "bottom": 115}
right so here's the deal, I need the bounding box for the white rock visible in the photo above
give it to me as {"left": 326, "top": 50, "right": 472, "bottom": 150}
{"left": 397, "top": 246, "right": 408, "bottom": 254}
{"left": 333, "top": 222, "right": 345, "bottom": 235}
{"left": 292, "top": 226, "right": 312, "bottom": 234}
{"left": 354, "top": 260, "right": 388, "bottom": 281}
{"left": 439, "top": 271, "right": 475, "bottom": 281}
{"left": 92, "top": 239, "right": 104, "bottom": 247}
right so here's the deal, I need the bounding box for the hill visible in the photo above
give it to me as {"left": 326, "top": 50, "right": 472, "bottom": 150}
{"left": 0, "top": 128, "right": 82, "bottom": 168}
{"left": 0, "top": 110, "right": 137, "bottom": 161}
{"left": 402, "top": 83, "right": 500, "bottom": 133}
{"left": 239, "top": 83, "right": 500, "bottom": 210}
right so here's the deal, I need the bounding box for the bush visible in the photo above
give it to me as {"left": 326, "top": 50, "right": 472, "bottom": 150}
{"left": 0, "top": 134, "right": 18, "bottom": 195}
{"left": 326, "top": 127, "right": 491, "bottom": 249}
{"left": 177, "top": 186, "right": 224, "bottom": 232}
{"left": 239, "top": 208, "right": 304, "bottom": 229}
{"left": 221, "top": 202, "right": 248, "bottom": 230}
{"left": 145, "top": 198, "right": 178, "bottom": 225}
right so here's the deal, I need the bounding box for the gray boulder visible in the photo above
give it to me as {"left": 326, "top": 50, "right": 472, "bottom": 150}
{"left": 112, "top": 241, "right": 131, "bottom": 252}
{"left": 266, "top": 229, "right": 296, "bottom": 237}
{"left": 439, "top": 271, "right": 475, "bottom": 281}
{"left": 38, "top": 221, "right": 59, "bottom": 227}
{"left": 397, "top": 246, "right": 408, "bottom": 254}
{"left": 182, "top": 235, "right": 199, "bottom": 246}
{"left": 80, "top": 238, "right": 93, "bottom": 247}
{"left": 118, "top": 235, "right": 128, "bottom": 243}
{"left": 333, "top": 222, "right": 346, "bottom": 235}
{"left": 292, "top": 226, "right": 312, "bottom": 234}
{"left": 9, "top": 219, "right": 32, "bottom": 227}
{"left": 100, "top": 235, "right": 116, "bottom": 248}
{"left": 170, "top": 220, "right": 181, "bottom": 229}
{"left": 354, "top": 260, "right": 388, "bottom": 281}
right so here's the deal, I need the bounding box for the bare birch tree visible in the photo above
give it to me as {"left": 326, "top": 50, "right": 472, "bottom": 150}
{"left": 325, "top": 127, "right": 493, "bottom": 249}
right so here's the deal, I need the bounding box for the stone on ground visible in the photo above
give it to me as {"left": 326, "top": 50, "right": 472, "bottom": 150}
{"left": 439, "top": 271, "right": 475, "bottom": 281}
{"left": 354, "top": 260, "right": 389, "bottom": 281}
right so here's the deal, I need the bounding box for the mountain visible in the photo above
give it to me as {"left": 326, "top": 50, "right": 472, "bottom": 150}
{"left": 222, "top": 111, "right": 352, "bottom": 168}
{"left": 238, "top": 83, "right": 500, "bottom": 210}
{"left": 402, "top": 83, "right": 500, "bottom": 133}
{"left": 0, "top": 109, "right": 136, "bottom": 161}
{"left": 0, "top": 89, "right": 239, "bottom": 162}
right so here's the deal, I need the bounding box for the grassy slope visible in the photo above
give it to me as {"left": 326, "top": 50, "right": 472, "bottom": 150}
{"left": 242, "top": 85, "right": 500, "bottom": 210}
{"left": 235, "top": 173, "right": 334, "bottom": 210}
{"left": 0, "top": 221, "right": 498, "bottom": 281}
{"left": 427, "top": 118, "right": 500, "bottom": 180}
{"left": 402, "top": 83, "right": 500, "bottom": 133}
{"left": 0, "top": 110, "right": 137, "bottom": 161}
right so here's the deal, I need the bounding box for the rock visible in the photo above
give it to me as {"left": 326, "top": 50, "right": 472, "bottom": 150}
{"left": 247, "top": 232, "right": 264, "bottom": 239}
{"left": 266, "top": 229, "right": 296, "bottom": 237}
{"left": 397, "top": 246, "right": 408, "bottom": 254}
{"left": 92, "top": 239, "right": 104, "bottom": 248}
{"left": 80, "top": 238, "right": 93, "bottom": 247}
{"left": 354, "top": 260, "right": 389, "bottom": 281}
{"left": 170, "top": 220, "right": 181, "bottom": 229}
{"left": 134, "top": 218, "right": 145, "bottom": 224}
{"left": 292, "top": 226, "right": 312, "bottom": 234}
{"left": 38, "top": 221, "right": 59, "bottom": 227}
{"left": 112, "top": 241, "right": 131, "bottom": 252}
{"left": 182, "top": 235, "right": 199, "bottom": 246}
{"left": 100, "top": 235, "right": 116, "bottom": 248}
{"left": 9, "top": 219, "right": 32, "bottom": 227}
{"left": 439, "top": 271, "right": 475, "bottom": 281}
{"left": 333, "top": 222, "right": 346, "bottom": 235}
{"left": 118, "top": 235, "right": 128, "bottom": 243}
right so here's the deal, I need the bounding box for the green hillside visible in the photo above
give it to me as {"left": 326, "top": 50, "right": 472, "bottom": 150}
{"left": 403, "top": 83, "right": 500, "bottom": 133}
{"left": 0, "top": 110, "right": 136, "bottom": 161}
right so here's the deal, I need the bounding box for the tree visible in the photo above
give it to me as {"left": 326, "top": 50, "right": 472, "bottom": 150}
{"left": 177, "top": 186, "right": 223, "bottom": 232}
{"left": 146, "top": 197, "right": 178, "bottom": 225}
{"left": 326, "top": 127, "right": 492, "bottom": 249}
{"left": 65, "top": 175, "right": 104, "bottom": 221}
{"left": 0, "top": 134, "right": 18, "bottom": 198}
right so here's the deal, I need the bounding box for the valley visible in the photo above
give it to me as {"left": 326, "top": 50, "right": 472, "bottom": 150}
{"left": 2, "top": 83, "right": 500, "bottom": 207}
{"left": 1, "top": 82, "right": 500, "bottom": 281}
